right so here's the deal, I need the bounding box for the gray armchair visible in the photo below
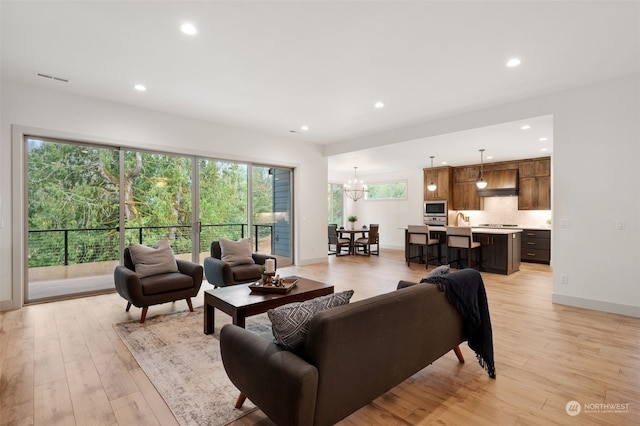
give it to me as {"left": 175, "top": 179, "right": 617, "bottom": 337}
{"left": 114, "top": 247, "right": 203, "bottom": 323}
{"left": 204, "top": 241, "right": 277, "bottom": 287}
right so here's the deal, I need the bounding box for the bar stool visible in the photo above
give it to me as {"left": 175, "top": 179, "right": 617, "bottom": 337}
{"left": 446, "top": 225, "right": 481, "bottom": 269}
{"left": 407, "top": 225, "right": 441, "bottom": 269}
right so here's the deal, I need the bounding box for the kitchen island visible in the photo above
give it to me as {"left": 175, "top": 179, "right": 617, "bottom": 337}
{"left": 404, "top": 227, "right": 522, "bottom": 275}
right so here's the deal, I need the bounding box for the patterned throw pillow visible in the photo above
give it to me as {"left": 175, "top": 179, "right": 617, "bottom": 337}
{"left": 128, "top": 238, "right": 178, "bottom": 278}
{"left": 219, "top": 237, "right": 255, "bottom": 266}
{"left": 268, "top": 290, "right": 355, "bottom": 352}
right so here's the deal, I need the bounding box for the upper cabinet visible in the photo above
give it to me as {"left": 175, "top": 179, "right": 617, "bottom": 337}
{"left": 423, "top": 166, "right": 452, "bottom": 201}
{"left": 452, "top": 181, "right": 483, "bottom": 210}
{"left": 518, "top": 157, "right": 551, "bottom": 210}
{"left": 424, "top": 156, "right": 551, "bottom": 211}
{"left": 452, "top": 165, "right": 483, "bottom": 210}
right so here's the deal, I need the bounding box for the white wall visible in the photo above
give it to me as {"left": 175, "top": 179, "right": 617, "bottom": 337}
{"left": 328, "top": 74, "right": 640, "bottom": 317}
{"left": 0, "top": 80, "right": 328, "bottom": 309}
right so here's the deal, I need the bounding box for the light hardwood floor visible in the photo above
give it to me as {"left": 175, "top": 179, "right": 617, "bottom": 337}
{"left": 1, "top": 249, "right": 638, "bottom": 425}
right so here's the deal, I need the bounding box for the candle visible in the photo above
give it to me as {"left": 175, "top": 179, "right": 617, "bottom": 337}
{"left": 265, "top": 258, "right": 275, "bottom": 273}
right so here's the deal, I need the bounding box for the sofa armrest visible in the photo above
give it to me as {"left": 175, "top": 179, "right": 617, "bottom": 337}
{"left": 203, "top": 257, "right": 233, "bottom": 287}
{"left": 114, "top": 265, "right": 145, "bottom": 307}
{"left": 176, "top": 259, "right": 204, "bottom": 291}
{"left": 397, "top": 280, "right": 418, "bottom": 290}
{"left": 252, "top": 253, "right": 276, "bottom": 269}
{"left": 220, "top": 324, "right": 318, "bottom": 426}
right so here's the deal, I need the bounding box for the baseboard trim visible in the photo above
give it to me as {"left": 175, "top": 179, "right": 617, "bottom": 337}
{"left": 552, "top": 293, "right": 640, "bottom": 318}
{"left": 298, "top": 256, "right": 328, "bottom": 266}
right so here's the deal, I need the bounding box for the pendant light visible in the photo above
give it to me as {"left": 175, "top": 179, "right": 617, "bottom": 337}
{"left": 344, "top": 167, "right": 368, "bottom": 201}
{"left": 427, "top": 156, "right": 437, "bottom": 192}
{"left": 476, "top": 149, "right": 488, "bottom": 189}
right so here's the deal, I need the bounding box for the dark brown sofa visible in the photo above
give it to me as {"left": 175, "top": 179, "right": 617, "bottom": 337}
{"left": 220, "top": 280, "right": 466, "bottom": 426}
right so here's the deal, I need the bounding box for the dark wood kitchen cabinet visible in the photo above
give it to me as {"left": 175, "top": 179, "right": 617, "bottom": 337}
{"left": 423, "top": 166, "right": 452, "bottom": 202}
{"left": 521, "top": 229, "right": 551, "bottom": 264}
{"left": 452, "top": 165, "right": 483, "bottom": 210}
{"left": 452, "top": 182, "right": 483, "bottom": 210}
{"left": 474, "top": 232, "right": 521, "bottom": 275}
{"left": 518, "top": 157, "right": 551, "bottom": 210}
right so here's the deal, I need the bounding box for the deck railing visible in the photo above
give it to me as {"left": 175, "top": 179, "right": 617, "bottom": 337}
{"left": 28, "top": 223, "right": 273, "bottom": 268}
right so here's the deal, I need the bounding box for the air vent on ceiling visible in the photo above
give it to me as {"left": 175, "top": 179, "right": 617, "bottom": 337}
{"left": 35, "top": 72, "right": 69, "bottom": 83}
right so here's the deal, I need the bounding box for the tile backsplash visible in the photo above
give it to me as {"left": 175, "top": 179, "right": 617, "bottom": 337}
{"left": 452, "top": 197, "right": 551, "bottom": 228}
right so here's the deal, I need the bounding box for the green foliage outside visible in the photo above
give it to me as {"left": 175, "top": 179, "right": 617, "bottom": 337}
{"left": 27, "top": 139, "right": 274, "bottom": 267}
{"left": 366, "top": 182, "right": 407, "bottom": 200}
{"left": 327, "top": 183, "right": 343, "bottom": 225}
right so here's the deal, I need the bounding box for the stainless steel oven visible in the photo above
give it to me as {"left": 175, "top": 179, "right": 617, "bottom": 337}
{"left": 424, "top": 200, "right": 447, "bottom": 226}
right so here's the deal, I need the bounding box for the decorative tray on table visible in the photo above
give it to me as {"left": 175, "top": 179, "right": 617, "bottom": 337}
{"left": 249, "top": 278, "right": 298, "bottom": 294}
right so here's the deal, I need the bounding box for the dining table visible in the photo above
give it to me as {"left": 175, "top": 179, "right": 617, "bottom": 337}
{"left": 338, "top": 228, "right": 369, "bottom": 255}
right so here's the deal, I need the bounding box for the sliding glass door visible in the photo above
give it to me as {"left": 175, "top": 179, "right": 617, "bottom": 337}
{"left": 122, "top": 150, "right": 194, "bottom": 262}
{"left": 26, "top": 138, "right": 121, "bottom": 301}
{"left": 25, "top": 137, "right": 294, "bottom": 302}
{"left": 198, "top": 159, "right": 248, "bottom": 263}
{"left": 251, "top": 166, "right": 293, "bottom": 266}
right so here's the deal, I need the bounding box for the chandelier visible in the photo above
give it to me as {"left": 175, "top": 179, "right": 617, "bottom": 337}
{"left": 344, "top": 167, "right": 368, "bottom": 201}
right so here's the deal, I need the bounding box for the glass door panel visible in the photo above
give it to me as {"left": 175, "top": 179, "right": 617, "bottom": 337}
{"left": 251, "top": 166, "right": 293, "bottom": 266}
{"left": 198, "top": 160, "right": 248, "bottom": 264}
{"left": 26, "top": 138, "right": 120, "bottom": 301}
{"left": 123, "top": 150, "right": 193, "bottom": 263}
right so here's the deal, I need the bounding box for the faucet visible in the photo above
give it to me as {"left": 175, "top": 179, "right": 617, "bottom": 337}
{"left": 457, "top": 212, "right": 470, "bottom": 226}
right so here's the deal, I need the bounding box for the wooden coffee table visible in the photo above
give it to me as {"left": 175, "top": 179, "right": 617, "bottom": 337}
{"left": 203, "top": 276, "right": 334, "bottom": 334}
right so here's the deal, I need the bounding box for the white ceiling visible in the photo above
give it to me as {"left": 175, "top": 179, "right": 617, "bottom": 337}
{"left": 2, "top": 1, "right": 638, "bottom": 177}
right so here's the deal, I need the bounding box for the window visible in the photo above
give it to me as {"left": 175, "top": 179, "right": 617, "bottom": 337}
{"left": 327, "top": 183, "right": 343, "bottom": 224}
{"left": 365, "top": 181, "right": 407, "bottom": 200}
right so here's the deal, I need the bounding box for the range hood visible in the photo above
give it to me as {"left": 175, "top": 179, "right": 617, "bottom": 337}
{"left": 477, "top": 169, "right": 518, "bottom": 197}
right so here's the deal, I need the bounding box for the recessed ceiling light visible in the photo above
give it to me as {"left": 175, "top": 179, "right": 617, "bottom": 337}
{"left": 506, "top": 58, "right": 521, "bottom": 67}
{"left": 520, "top": 125, "right": 531, "bottom": 130}
{"left": 374, "top": 101, "right": 384, "bottom": 109}
{"left": 540, "top": 148, "right": 548, "bottom": 152}
{"left": 441, "top": 161, "right": 448, "bottom": 165}
{"left": 134, "top": 84, "right": 146, "bottom": 92}
{"left": 301, "top": 125, "right": 309, "bottom": 131}
{"left": 180, "top": 22, "right": 197, "bottom": 35}
{"left": 539, "top": 137, "right": 548, "bottom": 141}
{"left": 487, "top": 156, "right": 494, "bottom": 160}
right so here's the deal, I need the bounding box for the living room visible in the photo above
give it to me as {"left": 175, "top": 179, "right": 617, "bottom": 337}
{"left": 1, "top": 1, "right": 639, "bottom": 425}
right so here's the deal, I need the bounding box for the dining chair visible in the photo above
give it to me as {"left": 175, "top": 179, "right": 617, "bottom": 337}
{"left": 328, "top": 224, "right": 339, "bottom": 255}
{"left": 446, "top": 225, "right": 481, "bottom": 269}
{"left": 355, "top": 224, "right": 379, "bottom": 256}
{"left": 407, "top": 225, "right": 441, "bottom": 269}
{"left": 333, "top": 226, "right": 352, "bottom": 256}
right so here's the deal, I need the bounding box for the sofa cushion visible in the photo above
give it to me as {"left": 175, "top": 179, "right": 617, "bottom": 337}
{"left": 141, "top": 272, "right": 194, "bottom": 295}
{"left": 219, "top": 238, "right": 255, "bottom": 266}
{"left": 231, "top": 263, "right": 263, "bottom": 282}
{"left": 268, "top": 290, "right": 354, "bottom": 352}
{"left": 128, "top": 238, "right": 178, "bottom": 278}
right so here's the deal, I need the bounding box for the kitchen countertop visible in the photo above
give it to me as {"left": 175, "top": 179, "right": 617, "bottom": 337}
{"left": 471, "top": 227, "right": 522, "bottom": 234}
{"left": 417, "top": 226, "right": 523, "bottom": 234}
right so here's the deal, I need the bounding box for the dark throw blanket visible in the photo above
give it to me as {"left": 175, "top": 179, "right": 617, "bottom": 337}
{"left": 422, "top": 269, "right": 496, "bottom": 378}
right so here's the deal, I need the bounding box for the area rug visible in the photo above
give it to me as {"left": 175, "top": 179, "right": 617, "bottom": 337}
{"left": 113, "top": 306, "right": 273, "bottom": 426}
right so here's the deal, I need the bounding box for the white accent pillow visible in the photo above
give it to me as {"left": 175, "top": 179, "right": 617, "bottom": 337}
{"left": 219, "top": 237, "right": 255, "bottom": 266}
{"left": 128, "top": 238, "right": 178, "bottom": 278}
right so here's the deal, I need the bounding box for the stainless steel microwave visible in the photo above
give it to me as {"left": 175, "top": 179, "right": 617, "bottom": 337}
{"left": 424, "top": 200, "right": 447, "bottom": 216}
